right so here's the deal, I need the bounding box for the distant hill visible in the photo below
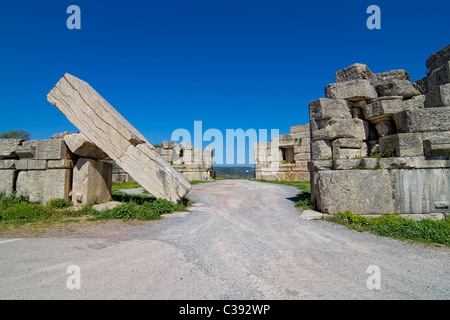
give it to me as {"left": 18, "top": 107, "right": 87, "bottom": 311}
{"left": 213, "top": 166, "right": 255, "bottom": 179}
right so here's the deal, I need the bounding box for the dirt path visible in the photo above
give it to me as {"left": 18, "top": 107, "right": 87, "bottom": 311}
{"left": 0, "top": 180, "right": 449, "bottom": 299}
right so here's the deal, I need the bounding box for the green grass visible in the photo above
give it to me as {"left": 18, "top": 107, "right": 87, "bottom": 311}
{"left": 252, "top": 179, "right": 314, "bottom": 209}
{"left": 328, "top": 211, "right": 450, "bottom": 246}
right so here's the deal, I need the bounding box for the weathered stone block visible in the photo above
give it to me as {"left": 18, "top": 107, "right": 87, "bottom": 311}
{"left": 427, "top": 61, "right": 450, "bottom": 90}
{"left": 393, "top": 107, "right": 450, "bottom": 133}
{"left": 290, "top": 124, "right": 310, "bottom": 134}
{"left": 426, "top": 44, "right": 450, "bottom": 76}
{"left": 311, "top": 170, "right": 395, "bottom": 215}
{"left": 332, "top": 143, "right": 367, "bottom": 160}
{"left": 375, "top": 119, "right": 397, "bottom": 137}
{"left": 403, "top": 95, "right": 425, "bottom": 109}
{"left": 424, "top": 83, "right": 450, "bottom": 108}
{"left": 160, "top": 141, "right": 178, "bottom": 149}
{"left": 0, "top": 139, "right": 22, "bottom": 159}
{"left": 325, "top": 79, "right": 378, "bottom": 101}
{"left": 307, "top": 160, "right": 333, "bottom": 171}
{"left": 311, "top": 140, "right": 332, "bottom": 160}
{"left": 332, "top": 159, "right": 362, "bottom": 170}
{"left": 16, "top": 169, "right": 72, "bottom": 203}
{"left": 335, "top": 63, "right": 374, "bottom": 83}
{"left": 33, "top": 139, "right": 72, "bottom": 160}
{"left": 371, "top": 69, "right": 411, "bottom": 82}
{"left": 47, "top": 159, "right": 75, "bottom": 169}
{"left": 72, "top": 158, "right": 112, "bottom": 206}
{"left": 423, "top": 137, "right": 450, "bottom": 156}
{"left": 64, "top": 133, "right": 108, "bottom": 160}
{"left": 0, "top": 170, "right": 15, "bottom": 196}
{"left": 379, "top": 133, "right": 424, "bottom": 157}
{"left": 362, "top": 98, "right": 404, "bottom": 121}
{"left": 374, "top": 79, "right": 420, "bottom": 98}
{"left": 309, "top": 98, "right": 351, "bottom": 120}
{"left": 311, "top": 118, "right": 367, "bottom": 141}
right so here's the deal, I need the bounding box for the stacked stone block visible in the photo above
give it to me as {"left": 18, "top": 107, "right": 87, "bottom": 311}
{"left": 254, "top": 124, "right": 311, "bottom": 181}
{"left": 309, "top": 44, "right": 450, "bottom": 220}
{"left": 0, "top": 133, "right": 112, "bottom": 206}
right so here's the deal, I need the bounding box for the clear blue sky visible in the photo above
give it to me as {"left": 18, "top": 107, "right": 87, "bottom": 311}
{"left": 0, "top": 0, "right": 449, "bottom": 164}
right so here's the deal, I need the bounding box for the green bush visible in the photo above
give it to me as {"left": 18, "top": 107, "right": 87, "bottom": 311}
{"left": 1, "top": 192, "right": 30, "bottom": 208}
{"left": 0, "top": 202, "right": 50, "bottom": 221}
{"left": 329, "top": 211, "right": 450, "bottom": 246}
{"left": 143, "top": 198, "right": 173, "bottom": 215}
{"left": 46, "top": 198, "right": 73, "bottom": 209}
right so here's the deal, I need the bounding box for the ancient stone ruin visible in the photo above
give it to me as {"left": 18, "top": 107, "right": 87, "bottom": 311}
{"left": 308, "top": 44, "right": 450, "bottom": 220}
{"left": 112, "top": 141, "right": 214, "bottom": 183}
{"left": 47, "top": 73, "right": 191, "bottom": 203}
{"left": 0, "top": 135, "right": 112, "bottom": 206}
{"left": 254, "top": 124, "right": 311, "bottom": 181}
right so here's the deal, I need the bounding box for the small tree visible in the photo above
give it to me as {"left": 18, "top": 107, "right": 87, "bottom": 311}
{"left": 0, "top": 130, "right": 31, "bottom": 140}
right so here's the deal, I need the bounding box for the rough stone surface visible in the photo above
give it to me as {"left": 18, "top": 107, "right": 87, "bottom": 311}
{"left": 0, "top": 170, "right": 15, "bottom": 195}
{"left": 424, "top": 83, "right": 450, "bottom": 108}
{"left": 362, "top": 98, "right": 404, "bottom": 121}
{"left": 16, "top": 169, "right": 72, "bottom": 204}
{"left": 0, "top": 139, "right": 22, "bottom": 159}
{"left": 335, "top": 63, "right": 373, "bottom": 83}
{"left": 311, "top": 118, "right": 367, "bottom": 141}
{"left": 63, "top": 133, "right": 108, "bottom": 160}
{"left": 426, "top": 44, "right": 450, "bottom": 76}
{"left": 427, "top": 61, "right": 450, "bottom": 90}
{"left": 325, "top": 79, "right": 378, "bottom": 101}
{"left": 394, "top": 107, "right": 450, "bottom": 133}
{"left": 374, "top": 79, "right": 420, "bottom": 99}
{"left": 379, "top": 133, "right": 424, "bottom": 157}
{"left": 309, "top": 98, "right": 351, "bottom": 120}
{"left": 47, "top": 73, "right": 191, "bottom": 202}
{"left": 72, "top": 158, "right": 112, "bottom": 206}
{"left": 311, "top": 140, "right": 332, "bottom": 160}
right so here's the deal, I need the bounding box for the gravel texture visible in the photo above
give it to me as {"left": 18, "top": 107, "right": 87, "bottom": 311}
{"left": 0, "top": 180, "right": 449, "bottom": 299}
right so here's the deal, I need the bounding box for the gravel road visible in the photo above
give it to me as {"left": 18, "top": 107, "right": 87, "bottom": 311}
{"left": 0, "top": 180, "right": 449, "bottom": 299}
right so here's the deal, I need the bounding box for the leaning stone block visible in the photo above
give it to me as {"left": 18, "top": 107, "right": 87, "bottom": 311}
{"left": 379, "top": 133, "right": 424, "bottom": 157}
{"left": 16, "top": 169, "right": 72, "bottom": 204}
{"left": 424, "top": 83, "right": 450, "bottom": 108}
{"left": 335, "top": 63, "right": 374, "bottom": 83}
{"left": 374, "top": 79, "right": 420, "bottom": 99}
{"left": 0, "top": 139, "right": 22, "bottom": 159}
{"left": 426, "top": 44, "right": 450, "bottom": 76}
{"left": 309, "top": 98, "right": 351, "bottom": 120}
{"left": 325, "top": 79, "right": 378, "bottom": 101}
{"left": 72, "top": 158, "right": 112, "bottom": 206}
{"left": 394, "top": 107, "right": 450, "bottom": 133}
{"left": 64, "top": 133, "right": 108, "bottom": 160}
{"left": 427, "top": 61, "right": 450, "bottom": 90}
{"left": 47, "top": 73, "right": 191, "bottom": 202}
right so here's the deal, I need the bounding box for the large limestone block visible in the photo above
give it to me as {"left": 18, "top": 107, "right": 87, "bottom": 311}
{"left": 309, "top": 98, "right": 351, "bottom": 120}
{"left": 426, "top": 44, "right": 450, "bottom": 76}
{"left": 325, "top": 79, "right": 378, "bottom": 101}
{"left": 371, "top": 69, "right": 411, "bottom": 82}
{"left": 72, "top": 158, "right": 112, "bottom": 206}
{"left": 47, "top": 73, "right": 191, "bottom": 202}
{"left": 33, "top": 139, "right": 72, "bottom": 160}
{"left": 427, "top": 61, "right": 450, "bottom": 90}
{"left": 374, "top": 79, "right": 420, "bottom": 99}
{"left": 311, "top": 118, "right": 367, "bottom": 141}
{"left": 311, "top": 140, "right": 332, "bottom": 160}
{"left": 290, "top": 124, "right": 310, "bottom": 134}
{"left": 335, "top": 63, "right": 373, "bottom": 83}
{"left": 63, "top": 133, "right": 108, "bottom": 159}
{"left": 379, "top": 133, "right": 424, "bottom": 157}
{"left": 424, "top": 83, "right": 450, "bottom": 108}
{"left": 362, "top": 97, "right": 404, "bottom": 121}
{"left": 116, "top": 144, "right": 191, "bottom": 202}
{"left": 16, "top": 169, "right": 72, "bottom": 204}
{"left": 311, "top": 170, "right": 395, "bottom": 215}
{"left": 0, "top": 170, "right": 15, "bottom": 196}
{"left": 394, "top": 107, "right": 450, "bottom": 133}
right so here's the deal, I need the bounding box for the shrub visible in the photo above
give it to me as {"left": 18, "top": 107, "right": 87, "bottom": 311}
{"left": 2, "top": 192, "right": 30, "bottom": 208}
{"left": 46, "top": 198, "right": 73, "bottom": 209}
{"left": 0, "top": 202, "right": 50, "bottom": 221}
{"left": 143, "top": 198, "right": 173, "bottom": 215}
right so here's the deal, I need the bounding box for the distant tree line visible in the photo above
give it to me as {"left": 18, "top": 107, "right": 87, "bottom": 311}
{"left": 0, "top": 129, "right": 31, "bottom": 140}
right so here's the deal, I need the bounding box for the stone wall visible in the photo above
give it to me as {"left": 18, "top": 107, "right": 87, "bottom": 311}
{"left": 308, "top": 44, "right": 450, "bottom": 220}
{"left": 0, "top": 135, "right": 112, "bottom": 206}
{"left": 254, "top": 124, "right": 311, "bottom": 181}
{"left": 112, "top": 141, "right": 214, "bottom": 183}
